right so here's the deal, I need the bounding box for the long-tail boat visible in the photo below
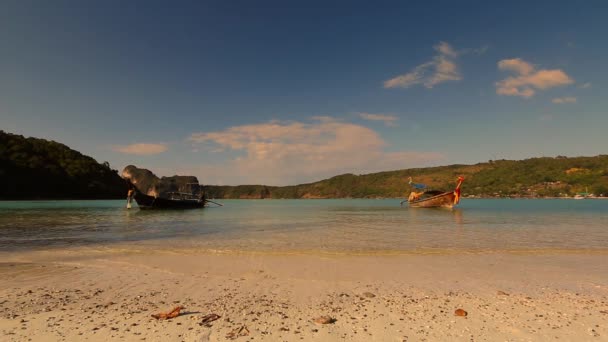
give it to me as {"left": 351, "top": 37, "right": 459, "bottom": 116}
{"left": 406, "top": 176, "right": 464, "bottom": 208}
{"left": 123, "top": 165, "right": 222, "bottom": 210}
{"left": 127, "top": 186, "right": 207, "bottom": 209}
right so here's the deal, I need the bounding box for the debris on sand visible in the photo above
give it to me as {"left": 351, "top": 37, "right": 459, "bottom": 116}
{"left": 497, "top": 290, "right": 510, "bottom": 296}
{"left": 313, "top": 316, "right": 337, "bottom": 324}
{"left": 226, "top": 325, "right": 249, "bottom": 339}
{"left": 454, "top": 309, "right": 468, "bottom": 317}
{"left": 151, "top": 306, "right": 185, "bottom": 320}
{"left": 199, "top": 313, "right": 221, "bottom": 326}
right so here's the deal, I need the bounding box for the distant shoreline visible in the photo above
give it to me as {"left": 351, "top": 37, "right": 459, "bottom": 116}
{"left": 4, "top": 129, "right": 607, "bottom": 201}
{"left": 1, "top": 196, "right": 606, "bottom": 202}
{"left": 0, "top": 197, "right": 125, "bottom": 201}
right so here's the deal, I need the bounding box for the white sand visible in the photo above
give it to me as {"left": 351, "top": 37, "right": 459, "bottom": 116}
{"left": 1, "top": 248, "right": 607, "bottom": 341}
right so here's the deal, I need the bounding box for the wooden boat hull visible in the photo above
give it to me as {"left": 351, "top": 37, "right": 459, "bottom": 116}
{"left": 133, "top": 191, "right": 205, "bottom": 210}
{"left": 409, "top": 191, "right": 457, "bottom": 208}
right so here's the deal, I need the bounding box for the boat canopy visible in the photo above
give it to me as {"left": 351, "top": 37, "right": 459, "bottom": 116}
{"left": 122, "top": 165, "right": 202, "bottom": 199}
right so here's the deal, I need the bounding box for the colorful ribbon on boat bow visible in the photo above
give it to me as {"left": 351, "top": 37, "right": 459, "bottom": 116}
{"left": 453, "top": 176, "right": 464, "bottom": 205}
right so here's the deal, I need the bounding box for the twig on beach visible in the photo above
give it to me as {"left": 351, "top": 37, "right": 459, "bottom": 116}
{"left": 199, "top": 313, "right": 221, "bottom": 326}
{"left": 226, "top": 325, "right": 249, "bottom": 339}
{"left": 151, "top": 306, "right": 185, "bottom": 320}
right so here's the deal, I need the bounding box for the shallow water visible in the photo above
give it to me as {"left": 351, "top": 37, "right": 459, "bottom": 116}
{"left": 1, "top": 199, "right": 607, "bottom": 254}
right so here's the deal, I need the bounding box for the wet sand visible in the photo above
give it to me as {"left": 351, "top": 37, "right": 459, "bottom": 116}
{"left": 1, "top": 248, "right": 607, "bottom": 341}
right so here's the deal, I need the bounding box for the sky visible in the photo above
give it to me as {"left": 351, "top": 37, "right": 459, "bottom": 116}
{"left": 1, "top": 0, "right": 607, "bottom": 185}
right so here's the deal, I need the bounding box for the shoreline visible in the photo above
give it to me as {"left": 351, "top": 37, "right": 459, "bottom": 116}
{"left": 2, "top": 196, "right": 607, "bottom": 202}
{"left": 1, "top": 248, "right": 607, "bottom": 341}
{"left": 3, "top": 241, "right": 608, "bottom": 258}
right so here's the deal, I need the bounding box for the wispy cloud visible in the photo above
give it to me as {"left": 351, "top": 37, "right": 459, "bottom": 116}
{"left": 495, "top": 58, "right": 574, "bottom": 98}
{"left": 384, "top": 41, "right": 462, "bottom": 89}
{"left": 358, "top": 112, "right": 399, "bottom": 127}
{"left": 465, "top": 45, "right": 489, "bottom": 55}
{"left": 579, "top": 82, "right": 592, "bottom": 89}
{"left": 112, "top": 143, "right": 168, "bottom": 155}
{"left": 552, "top": 96, "right": 577, "bottom": 104}
{"left": 435, "top": 41, "right": 458, "bottom": 58}
{"left": 189, "top": 118, "right": 443, "bottom": 185}
{"left": 498, "top": 58, "right": 535, "bottom": 76}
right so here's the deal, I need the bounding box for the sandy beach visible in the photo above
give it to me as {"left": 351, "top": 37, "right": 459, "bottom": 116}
{"left": 1, "top": 248, "right": 607, "bottom": 341}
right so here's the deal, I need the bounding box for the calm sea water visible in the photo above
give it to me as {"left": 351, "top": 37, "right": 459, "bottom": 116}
{"left": 0, "top": 199, "right": 607, "bottom": 254}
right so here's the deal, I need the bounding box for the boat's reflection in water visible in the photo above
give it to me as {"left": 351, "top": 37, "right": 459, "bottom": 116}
{"left": 407, "top": 205, "right": 465, "bottom": 226}
{"left": 452, "top": 208, "right": 463, "bottom": 225}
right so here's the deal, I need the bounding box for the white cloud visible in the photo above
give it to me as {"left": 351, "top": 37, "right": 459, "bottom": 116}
{"left": 188, "top": 119, "right": 443, "bottom": 185}
{"left": 384, "top": 41, "right": 462, "bottom": 89}
{"left": 112, "top": 143, "right": 168, "bottom": 155}
{"left": 358, "top": 112, "right": 399, "bottom": 126}
{"left": 552, "top": 96, "right": 577, "bottom": 104}
{"left": 498, "top": 58, "right": 535, "bottom": 76}
{"left": 496, "top": 58, "right": 574, "bottom": 98}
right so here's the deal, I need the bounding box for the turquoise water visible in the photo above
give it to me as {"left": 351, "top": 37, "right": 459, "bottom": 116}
{"left": 0, "top": 199, "right": 607, "bottom": 254}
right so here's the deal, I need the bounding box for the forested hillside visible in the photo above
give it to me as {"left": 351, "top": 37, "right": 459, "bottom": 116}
{"left": 0, "top": 131, "right": 126, "bottom": 199}
{"left": 2, "top": 130, "right": 607, "bottom": 200}
{"left": 204, "top": 156, "right": 608, "bottom": 199}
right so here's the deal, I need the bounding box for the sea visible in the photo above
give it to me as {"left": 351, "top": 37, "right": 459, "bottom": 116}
{"left": 1, "top": 199, "right": 607, "bottom": 254}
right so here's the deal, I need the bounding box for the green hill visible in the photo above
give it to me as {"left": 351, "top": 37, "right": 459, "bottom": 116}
{"left": 2, "top": 130, "right": 607, "bottom": 200}
{"left": 0, "top": 131, "right": 127, "bottom": 199}
{"left": 204, "top": 156, "right": 608, "bottom": 199}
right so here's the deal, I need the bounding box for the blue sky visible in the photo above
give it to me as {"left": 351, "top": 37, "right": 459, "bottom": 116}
{"left": 1, "top": 1, "right": 607, "bottom": 185}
